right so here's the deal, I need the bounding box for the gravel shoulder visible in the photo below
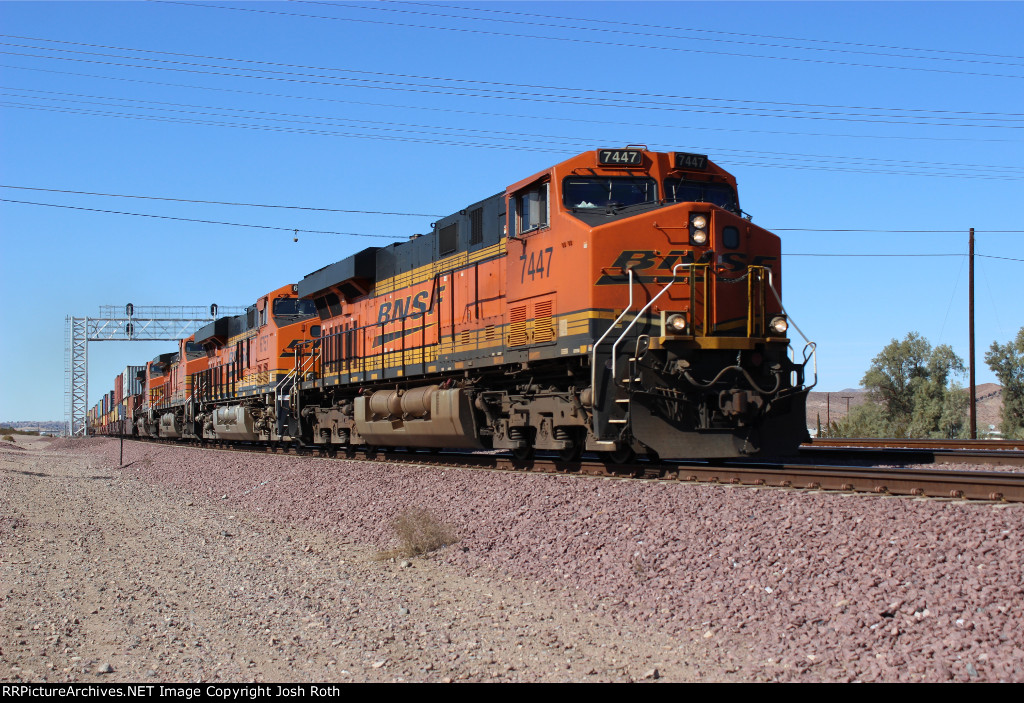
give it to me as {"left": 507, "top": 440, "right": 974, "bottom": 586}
{"left": 0, "top": 437, "right": 717, "bottom": 683}
{"left": 3, "top": 436, "right": 1023, "bottom": 682}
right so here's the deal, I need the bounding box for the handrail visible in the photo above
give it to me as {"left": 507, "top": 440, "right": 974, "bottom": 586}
{"left": 765, "top": 268, "right": 818, "bottom": 390}
{"left": 281, "top": 340, "right": 320, "bottom": 434}
{"left": 691, "top": 263, "right": 710, "bottom": 336}
{"left": 590, "top": 268, "right": 635, "bottom": 435}
{"left": 610, "top": 263, "right": 687, "bottom": 384}
{"left": 747, "top": 266, "right": 767, "bottom": 337}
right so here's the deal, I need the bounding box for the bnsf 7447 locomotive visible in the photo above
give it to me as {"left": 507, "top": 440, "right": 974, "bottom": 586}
{"left": 109, "top": 148, "right": 814, "bottom": 461}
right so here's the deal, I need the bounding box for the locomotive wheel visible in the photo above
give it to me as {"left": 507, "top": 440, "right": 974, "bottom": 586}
{"left": 604, "top": 444, "right": 636, "bottom": 466}
{"left": 555, "top": 431, "right": 584, "bottom": 462}
{"left": 556, "top": 444, "right": 582, "bottom": 463}
{"left": 511, "top": 444, "right": 535, "bottom": 462}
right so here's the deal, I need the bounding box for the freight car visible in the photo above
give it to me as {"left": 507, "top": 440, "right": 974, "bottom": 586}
{"left": 100, "top": 147, "right": 814, "bottom": 461}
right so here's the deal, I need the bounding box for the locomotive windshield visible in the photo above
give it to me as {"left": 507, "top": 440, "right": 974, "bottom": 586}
{"left": 663, "top": 177, "right": 739, "bottom": 213}
{"left": 563, "top": 177, "right": 657, "bottom": 210}
{"left": 272, "top": 298, "right": 317, "bottom": 318}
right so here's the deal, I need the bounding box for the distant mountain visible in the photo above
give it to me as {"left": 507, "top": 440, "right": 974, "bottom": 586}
{"left": 0, "top": 420, "right": 64, "bottom": 434}
{"left": 806, "top": 385, "right": 1004, "bottom": 432}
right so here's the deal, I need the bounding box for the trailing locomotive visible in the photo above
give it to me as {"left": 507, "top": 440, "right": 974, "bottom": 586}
{"left": 92, "top": 147, "right": 815, "bottom": 461}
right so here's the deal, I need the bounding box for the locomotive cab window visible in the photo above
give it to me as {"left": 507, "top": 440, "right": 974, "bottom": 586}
{"left": 513, "top": 182, "right": 549, "bottom": 235}
{"left": 273, "top": 298, "right": 317, "bottom": 319}
{"left": 563, "top": 176, "right": 657, "bottom": 211}
{"left": 664, "top": 177, "right": 739, "bottom": 213}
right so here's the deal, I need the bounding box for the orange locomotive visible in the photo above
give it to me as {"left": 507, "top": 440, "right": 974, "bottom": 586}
{"left": 294, "top": 147, "right": 815, "bottom": 460}
{"left": 188, "top": 283, "right": 319, "bottom": 441}
{"left": 131, "top": 285, "right": 319, "bottom": 441}
{"left": 115, "top": 147, "right": 812, "bottom": 458}
{"left": 136, "top": 354, "right": 173, "bottom": 437}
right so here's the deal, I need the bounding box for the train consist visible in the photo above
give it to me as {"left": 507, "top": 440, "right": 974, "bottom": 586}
{"left": 88, "top": 147, "right": 815, "bottom": 461}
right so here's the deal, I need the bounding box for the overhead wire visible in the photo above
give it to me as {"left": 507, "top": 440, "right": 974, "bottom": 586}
{"left": 3, "top": 34, "right": 1022, "bottom": 124}
{"left": 370, "top": 0, "right": 1024, "bottom": 63}
{"left": 149, "top": 1, "right": 1024, "bottom": 80}
{"left": 313, "top": 1, "right": 1024, "bottom": 69}
{"left": 3, "top": 42, "right": 1021, "bottom": 130}
{"left": 3, "top": 195, "right": 1022, "bottom": 259}
{"left": 4, "top": 86, "right": 1023, "bottom": 178}
{"left": 4, "top": 62, "right": 1018, "bottom": 146}
{"left": 5, "top": 99, "right": 1022, "bottom": 181}
{"left": 0, "top": 184, "right": 443, "bottom": 217}
{"left": 0, "top": 197, "right": 410, "bottom": 238}
{"left": 774, "top": 228, "right": 1024, "bottom": 233}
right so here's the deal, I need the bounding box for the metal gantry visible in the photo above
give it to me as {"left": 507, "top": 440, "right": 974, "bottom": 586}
{"left": 65, "top": 304, "right": 244, "bottom": 437}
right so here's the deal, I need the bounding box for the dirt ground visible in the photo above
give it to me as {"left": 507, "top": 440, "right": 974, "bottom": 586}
{"left": 5, "top": 435, "right": 1021, "bottom": 683}
{"left": 0, "top": 437, "right": 723, "bottom": 683}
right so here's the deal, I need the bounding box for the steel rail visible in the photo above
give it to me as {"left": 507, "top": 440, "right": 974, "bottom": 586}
{"left": 799, "top": 445, "right": 1024, "bottom": 467}
{"left": 121, "top": 437, "right": 1024, "bottom": 503}
{"left": 807, "top": 438, "right": 1024, "bottom": 451}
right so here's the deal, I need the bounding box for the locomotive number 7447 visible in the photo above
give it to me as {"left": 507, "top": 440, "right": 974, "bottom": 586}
{"left": 520, "top": 246, "right": 554, "bottom": 283}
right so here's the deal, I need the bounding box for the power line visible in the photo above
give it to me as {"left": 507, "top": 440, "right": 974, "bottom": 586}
{"left": 13, "top": 32, "right": 1020, "bottom": 118}
{"left": 0, "top": 184, "right": 441, "bottom": 217}
{"left": 151, "top": 1, "right": 1024, "bottom": 80}
{"left": 7, "top": 99, "right": 1022, "bottom": 182}
{"left": 6, "top": 86, "right": 1023, "bottom": 177}
{"left": 775, "top": 228, "right": 1024, "bottom": 233}
{"left": 0, "top": 101, "right": 572, "bottom": 155}
{"left": 0, "top": 197, "right": 408, "bottom": 238}
{"left": 785, "top": 253, "right": 1024, "bottom": 263}
{"left": 4, "top": 39, "right": 1020, "bottom": 128}
{"left": 5, "top": 63, "right": 1016, "bottom": 146}
{"left": 785, "top": 253, "right": 963, "bottom": 257}
{"left": 5, "top": 196, "right": 1022, "bottom": 257}
{"left": 372, "top": 0, "right": 1024, "bottom": 63}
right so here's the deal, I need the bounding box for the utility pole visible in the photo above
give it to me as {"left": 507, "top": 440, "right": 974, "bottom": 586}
{"left": 969, "top": 228, "right": 977, "bottom": 439}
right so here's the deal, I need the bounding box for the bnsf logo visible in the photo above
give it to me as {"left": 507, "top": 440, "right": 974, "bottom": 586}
{"left": 596, "top": 250, "right": 777, "bottom": 285}
{"left": 377, "top": 290, "right": 435, "bottom": 325}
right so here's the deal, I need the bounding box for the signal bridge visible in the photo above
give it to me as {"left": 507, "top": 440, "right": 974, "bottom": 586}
{"left": 65, "top": 304, "right": 245, "bottom": 437}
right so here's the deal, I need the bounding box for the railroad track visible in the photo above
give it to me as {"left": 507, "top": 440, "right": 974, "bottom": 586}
{"left": 801, "top": 438, "right": 1024, "bottom": 467}
{"left": 124, "top": 437, "right": 1024, "bottom": 504}
{"left": 807, "top": 438, "right": 1024, "bottom": 451}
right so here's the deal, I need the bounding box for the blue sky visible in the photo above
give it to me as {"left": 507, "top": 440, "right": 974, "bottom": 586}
{"left": 1, "top": 0, "right": 1022, "bottom": 421}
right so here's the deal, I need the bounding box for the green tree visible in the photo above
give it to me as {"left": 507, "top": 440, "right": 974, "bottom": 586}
{"left": 984, "top": 327, "right": 1024, "bottom": 439}
{"left": 908, "top": 344, "right": 967, "bottom": 438}
{"left": 846, "top": 332, "right": 967, "bottom": 438}
{"left": 832, "top": 401, "right": 888, "bottom": 438}
{"left": 860, "top": 332, "right": 931, "bottom": 431}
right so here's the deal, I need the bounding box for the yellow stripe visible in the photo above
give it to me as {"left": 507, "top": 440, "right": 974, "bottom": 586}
{"left": 373, "top": 239, "right": 506, "bottom": 295}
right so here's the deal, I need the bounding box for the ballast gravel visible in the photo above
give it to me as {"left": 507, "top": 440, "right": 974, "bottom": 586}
{"left": 3, "top": 437, "right": 1022, "bottom": 682}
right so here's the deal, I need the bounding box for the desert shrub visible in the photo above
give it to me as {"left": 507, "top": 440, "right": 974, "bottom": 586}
{"left": 386, "top": 507, "right": 459, "bottom": 558}
{"left": 2, "top": 435, "right": 14, "bottom": 443}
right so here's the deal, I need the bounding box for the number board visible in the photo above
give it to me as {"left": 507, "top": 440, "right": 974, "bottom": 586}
{"left": 673, "top": 152, "right": 709, "bottom": 171}
{"left": 597, "top": 149, "right": 644, "bottom": 166}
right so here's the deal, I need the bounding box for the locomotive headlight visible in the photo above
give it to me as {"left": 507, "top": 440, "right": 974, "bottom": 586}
{"left": 769, "top": 316, "right": 789, "bottom": 335}
{"left": 689, "top": 213, "right": 709, "bottom": 246}
{"left": 665, "top": 313, "right": 688, "bottom": 334}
